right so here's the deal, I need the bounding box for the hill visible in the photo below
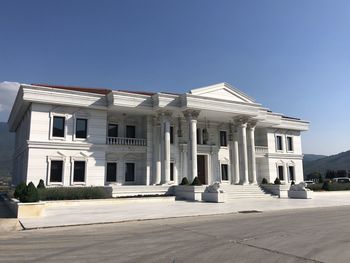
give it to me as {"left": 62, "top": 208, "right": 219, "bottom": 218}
{"left": 303, "top": 151, "right": 350, "bottom": 176}
{"left": 0, "top": 122, "right": 15, "bottom": 178}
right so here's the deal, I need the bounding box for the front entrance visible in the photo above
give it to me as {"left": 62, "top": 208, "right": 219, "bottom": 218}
{"left": 197, "top": 155, "right": 207, "bottom": 184}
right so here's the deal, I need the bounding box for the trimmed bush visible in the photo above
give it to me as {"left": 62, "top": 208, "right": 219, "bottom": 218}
{"left": 37, "top": 179, "right": 46, "bottom": 189}
{"left": 306, "top": 183, "right": 323, "bottom": 191}
{"left": 20, "top": 182, "right": 39, "bottom": 203}
{"left": 14, "top": 182, "right": 26, "bottom": 199}
{"left": 322, "top": 182, "right": 350, "bottom": 191}
{"left": 38, "top": 187, "right": 110, "bottom": 201}
{"left": 274, "top": 178, "right": 281, "bottom": 185}
{"left": 180, "top": 177, "right": 190, "bottom": 185}
{"left": 191, "top": 177, "right": 202, "bottom": 186}
{"left": 261, "top": 178, "right": 268, "bottom": 184}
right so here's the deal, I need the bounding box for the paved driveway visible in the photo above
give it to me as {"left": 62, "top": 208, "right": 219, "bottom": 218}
{"left": 20, "top": 191, "right": 350, "bottom": 229}
{"left": 1, "top": 206, "right": 350, "bottom": 263}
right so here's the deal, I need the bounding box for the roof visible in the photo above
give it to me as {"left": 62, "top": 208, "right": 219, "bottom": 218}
{"left": 31, "top": 84, "right": 112, "bottom": 95}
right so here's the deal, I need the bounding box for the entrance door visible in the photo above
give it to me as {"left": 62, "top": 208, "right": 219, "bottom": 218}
{"left": 197, "top": 155, "right": 206, "bottom": 184}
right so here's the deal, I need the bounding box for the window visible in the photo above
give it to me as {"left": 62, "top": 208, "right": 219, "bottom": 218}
{"left": 106, "top": 162, "right": 117, "bottom": 182}
{"left": 126, "top": 125, "right": 136, "bottom": 138}
{"left": 170, "top": 163, "right": 174, "bottom": 181}
{"left": 50, "top": 160, "right": 63, "bottom": 183}
{"left": 220, "top": 131, "right": 227, "bottom": 147}
{"left": 289, "top": 166, "right": 295, "bottom": 181}
{"left": 76, "top": 118, "right": 88, "bottom": 139}
{"left": 125, "top": 163, "right": 135, "bottom": 182}
{"left": 170, "top": 126, "right": 174, "bottom": 144}
{"left": 52, "top": 116, "right": 65, "bottom": 137}
{"left": 278, "top": 165, "right": 284, "bottom": 181}
{"left": 108, "top": 124, "right": 118, "bottom": 137}
{"left": 287, "top": 136, "right": 294, "bottom": 152}
{"left": 197, "top": 128, "right": 201, "bottom": 144}
{"left": 276, "top": 135, "right": 283, "bottom": 151}
{"left": 221, "top": 164, "right": 229, "bottom": 181}
{"left": 73, "top": 161, "right": 86, "bottom": 183}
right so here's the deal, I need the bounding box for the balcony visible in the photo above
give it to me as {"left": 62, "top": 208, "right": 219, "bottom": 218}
{"left": 107, "top": 137, "right": 147, "bottom": 146}
{"left": 255, "top": 146, "right": 268, "bottom": 154}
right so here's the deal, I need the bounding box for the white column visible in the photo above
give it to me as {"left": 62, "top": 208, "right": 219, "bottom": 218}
{"left": 248, "top": 123, "right": 257, "bottom": 184}
{"left": 184, "top": 110, "right": 200, "bottom": 182}
{"left": 160, "top": 112, "right": 172, "bottom": 184}
{"left": 233, "top": 129, "right": 240, "bottom": 184}
{"left": 153, "top": 118, "right": 161, "bottom": 185}
{"left": 283, "top": 164, "right": 289, "bottom": 184}
{"left": 239, "top": 122, "right": 249, "bottom": 185}
{"left": 163, "top": 119, "right": 171, "bottom": 183}
{"left": 145, "top": 116, "right": 153, "bottom": 185}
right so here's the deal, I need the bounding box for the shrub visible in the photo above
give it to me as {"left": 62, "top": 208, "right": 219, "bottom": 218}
{"left": 37, "top": 179, "right": 46, "bottom": 189}
{"left": 14, "top": 182, "right": 27, "bottom": 199}
{"left": 306, "top": 183, "right": 323, "bottom": 191}
{"left": 191, "top": 177, "right": 202, "bottom": 186}
{"left": 274, "top": 178, "right": 281, "bottom": 185}
{"left": 261, "top": 178, "right": 268, "bottom": 184}
{"left": 38, "top": 187, "right": 110, "bottom": 201}
{"left": 322, "top": 181, "right": 330, "bottom": 191}
{"left": 20, "top": 182, "right": 39, "bottom": 203}
{"left": 322, "top": 182, "right": 350, "bottom": 191}
{"left": 179, "top": 177, "right": 190, "bottom": 185}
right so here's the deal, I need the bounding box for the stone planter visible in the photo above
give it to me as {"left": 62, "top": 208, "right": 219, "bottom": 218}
{"left": 260, "top": 184, "right": 290, "bottom": 198}
{"left": 3, "top": 197, "right": 46, "bottom": 218}
{"left": 202, "top": 192, "right": 225, "bottom": 203}
{"left": 288, "top": 190, "right": 314, "bottom": 199}
{"left": 174, "top": 185, "right": 206, "bottom": 201}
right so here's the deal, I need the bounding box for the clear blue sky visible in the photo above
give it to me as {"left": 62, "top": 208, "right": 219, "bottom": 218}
{"left": 1, "top": 0, "right": 350, "bottom": 155}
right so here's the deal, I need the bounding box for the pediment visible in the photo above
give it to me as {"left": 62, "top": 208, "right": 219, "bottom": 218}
{"left": 189, "top": 83, "right": 255, "bottom": 103}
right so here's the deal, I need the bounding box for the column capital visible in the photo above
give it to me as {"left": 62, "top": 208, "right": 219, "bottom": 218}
{"left": 248, "top": 121, "right": 258, "bottom": 130}
{"left": 157, "top": 110, "right": 173, "bottom": 122}
{"left": 183, "top": 109, "right": 200, "bottom": 120}
{"left": 233, "top": 116, "right": 249, "bottom": 127}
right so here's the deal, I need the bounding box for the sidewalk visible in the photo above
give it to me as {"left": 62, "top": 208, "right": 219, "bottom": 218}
{"left": 0, "top": 200, "right": 21, "bottom": 231}
{"left": 19, "top": 191, "right": 350, "bottom": 230}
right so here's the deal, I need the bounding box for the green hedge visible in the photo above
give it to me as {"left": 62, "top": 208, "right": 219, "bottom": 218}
{"left": 322, "top": 182, "right": 350, "bottom": 191}
{"left": 306, "top": 183, "right": 323, "bottom": 191}
{"left": 38, "top": 187, "right": 110, "bottom": 201}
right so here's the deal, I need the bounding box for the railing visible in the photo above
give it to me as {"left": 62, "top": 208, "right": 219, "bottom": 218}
{"left": 107, "top": 137, "right": 147, "bottom": 146}
{"left": 255, "top": 146, "right": 268, "bottom": 154}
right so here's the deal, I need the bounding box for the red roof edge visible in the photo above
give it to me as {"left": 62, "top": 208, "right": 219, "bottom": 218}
{"left": 31, "top": 84, "right": 112, "bottom": 95}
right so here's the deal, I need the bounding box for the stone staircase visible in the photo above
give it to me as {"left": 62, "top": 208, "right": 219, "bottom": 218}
{"left": 110, "top": 185, "right": 173, "bottom": 198}
{"left": 221, "top": 184, "right": 276, "bottom": 201}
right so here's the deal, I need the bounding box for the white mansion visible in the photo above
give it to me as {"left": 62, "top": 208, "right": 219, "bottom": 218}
{"left": 8, "top": 83, "right": 309, "bottom": 188}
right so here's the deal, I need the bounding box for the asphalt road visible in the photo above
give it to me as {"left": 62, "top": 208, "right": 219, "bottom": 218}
{"left": 1, "top": 206, "right": 350, "bottom": 263}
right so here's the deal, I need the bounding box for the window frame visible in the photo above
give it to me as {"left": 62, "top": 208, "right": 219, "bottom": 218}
{"left": 125, "top": 162, "right": 135, "bottom": 182}
{"left": 221, "top": 163, "right": 229, "bottom": 181}
{"left": 286, "top": 136, "right": 294, "bottom": 152}
{"left": 74, "top": 118, "right": 88, "bottom": 140}
{"left": 277, "top": 165, "right": 284, "bottom": 181}
{"left": 125, "top": 125, "right": 136, "bottom": 139}
{"left": 108, "top": 123, "right": 119, "bottom": 138}
{"left": 50, "top": 113, "right": 67, "bottom": 140}
{"left": 70, "top": 158, "right": 88, "bottom": 185}
{"left": 47, "top": 157, "right": 65, "bottom": 186}
{"left": 106, "top": 162, "right": 118, "bottom": 183}
{"left": 276, "top": 135, "right": 284, "bottom": 152}
{"left": 220, "top": 130, "right": 228, "bottom": 147}
{"left": 288, "top": 165, "right": 295, "bottom": 181}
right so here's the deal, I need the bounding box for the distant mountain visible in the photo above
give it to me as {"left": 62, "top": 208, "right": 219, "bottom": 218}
{"left": 303, "top": 151, "right": 350, "bottom": 176}
{"left": 0, "top": 122, "right": 15, "bottom": 178}
{"left": 303, "top": 154, "right": 328, "bottom": 163}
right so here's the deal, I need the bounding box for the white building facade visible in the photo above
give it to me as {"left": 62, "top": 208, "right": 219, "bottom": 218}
{"left": 8, "top": 83, "right": 309, "bottom": 187}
